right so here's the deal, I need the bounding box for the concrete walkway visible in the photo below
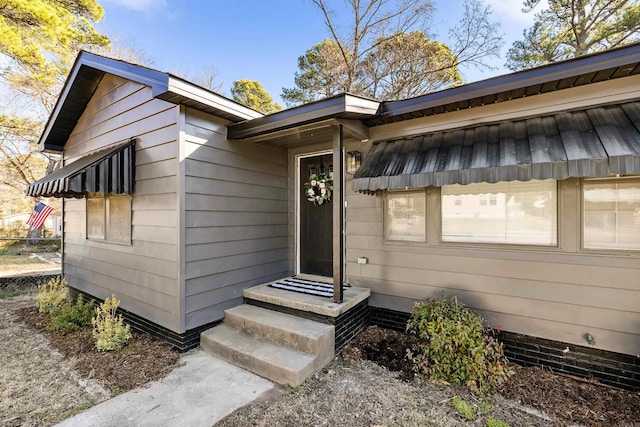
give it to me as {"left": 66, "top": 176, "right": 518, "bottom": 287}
{"left": 56, "top": 350, "right": 275, "bottom": 427}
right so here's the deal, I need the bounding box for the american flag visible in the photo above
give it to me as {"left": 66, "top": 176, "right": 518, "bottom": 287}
{"left": 26, "top": 202, "right": 53, "bottom": 229}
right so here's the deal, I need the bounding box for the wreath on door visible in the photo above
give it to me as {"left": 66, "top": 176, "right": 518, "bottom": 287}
{"left": 304, "top": 173, "right": 333, "bottom": 205}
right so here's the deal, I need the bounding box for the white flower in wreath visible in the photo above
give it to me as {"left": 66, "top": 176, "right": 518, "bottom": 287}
{"left": 304, "top": 173, "right": 333, "bottom": 206}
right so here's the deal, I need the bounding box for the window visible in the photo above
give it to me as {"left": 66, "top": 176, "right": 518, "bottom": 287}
{"left": 386, "top": 191, "right": 426, "bottom": 242}
{"left": 87, "top": 194, "right": 132, "bottom": 244}
{"left": 86, "top": 196, "right": 105, "bottom": 239}
{"left": 583, "top": 179, "right": 640, "bottom": 250}
{"left": 107, "top": 196, "right": 132, "bottom": 243}
{"left": 441, "top": 180, "right": 557, "bottom": 246}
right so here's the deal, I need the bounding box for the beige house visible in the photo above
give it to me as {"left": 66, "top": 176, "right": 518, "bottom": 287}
{"left": 29, "top": 45, "right": 640, "bottom": 389}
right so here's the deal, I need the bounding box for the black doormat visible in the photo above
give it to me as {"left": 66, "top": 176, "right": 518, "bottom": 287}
{"left": 269, "top": 277, "right": 340, "bottom": 298}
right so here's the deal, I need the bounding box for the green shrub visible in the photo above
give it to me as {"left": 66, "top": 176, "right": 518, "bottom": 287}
{"left": 406, "top": 296, "right": 511, "bottom": 394}
{"left": 36, "top": 276, "right": 69, "bottom": 314}
{"left": 92, "top": 295, "right": 132, "bottom": 351}
{"left": 48, "top": 295, "right": 95, "bottom": 331}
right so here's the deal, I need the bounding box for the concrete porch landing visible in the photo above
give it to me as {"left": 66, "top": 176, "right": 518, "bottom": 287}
{"left": 243, "top": 281, "right": 371, "bottom": 317}
{"left": 201, "top": 280, "right": 370, "bottom": 387}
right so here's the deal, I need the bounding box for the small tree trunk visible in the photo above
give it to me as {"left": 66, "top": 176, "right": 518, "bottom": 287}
{"left": 27, "top": 227, "right": 41, "bottom": 243}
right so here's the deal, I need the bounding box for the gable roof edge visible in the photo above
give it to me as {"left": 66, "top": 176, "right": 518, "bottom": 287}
{"left": 39, "top": 51, "right": 261, "bottom": 152}
{"left": 39, "top": 52, "right": 170, "bottom": 152}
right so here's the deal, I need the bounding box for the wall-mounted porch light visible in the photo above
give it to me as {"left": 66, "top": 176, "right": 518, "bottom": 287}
{"left": 347, "top": 151, "right": 362, "bottom": 175}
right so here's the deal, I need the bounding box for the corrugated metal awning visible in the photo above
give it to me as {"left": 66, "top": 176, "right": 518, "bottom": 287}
{"left": 27, "top": 140, "right": 136, "bottom": 198}
{"left": 352, "top": 102, "right": 640, "bottom": 191}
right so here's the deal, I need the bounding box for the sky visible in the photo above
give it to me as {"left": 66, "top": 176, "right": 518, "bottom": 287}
{"left": 96, "top": 0, "right": 540, "bottom": 105}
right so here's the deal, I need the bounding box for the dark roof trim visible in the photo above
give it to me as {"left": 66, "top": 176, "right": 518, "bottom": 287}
{"left": 27, "top": 139, "right": 136, "bottom": 198}
{"left": 227, "top": 93, "right": 380, "bottom": 140}
{"left": 376, "top": 43, "right": 640, "bottom": 124}
{"left": 39, "top": 52, "right": 261, "bottom": 152}
{"left": 228, "top": 44, "right": 640, "bottom": 141}
{"left": 352, "top": 101, "right": 640, "bottom": 191}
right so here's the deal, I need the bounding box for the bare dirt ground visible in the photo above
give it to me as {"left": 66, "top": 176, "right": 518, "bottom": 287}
{"left": 2, "top": 280, "right": 639, "bottom": 426}
{"left": 0, "top": 295, "right": 108, "bottom": 426}
{"left": 1, "top": 295, "right": 179, "bottom": 426}
{"left": 218, "top": 327, "right": 640, "bottom": 427}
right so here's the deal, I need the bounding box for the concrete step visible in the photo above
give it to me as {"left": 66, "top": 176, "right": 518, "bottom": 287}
{"left": 223, "top": 304, "right": 334, "bottom": 361}
{"left": 201, "top": 323, "right": 317, "bottom": 386}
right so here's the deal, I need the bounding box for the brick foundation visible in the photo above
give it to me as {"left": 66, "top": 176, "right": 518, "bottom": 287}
{"left": 70, "top": 288, "right": 218, "bottom": 352}
{"left": 62, "top": 287, "right": 640, "bottom": 391}
{"left": 499, "top": 331, "right": 640, "bottom": 391}
{"left": 369, "top": 306, "right": 640, "bottom": 392}
{"left": 334, "top": 299, "right": 370, "bottom": 352}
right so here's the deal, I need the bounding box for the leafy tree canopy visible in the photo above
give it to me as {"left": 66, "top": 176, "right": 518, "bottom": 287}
{"left": 231, "top": 79, "right": 283, "bottom": 114}
{"left": 282, "top": 0, "right": 502, "bottom": 105}
{"left": 361, "top": 31, "right": 462, "bottom": 99}
{"left": 0, "top": 0, "right": 109, "bottom": 101}
{"left": 0, "top": 0, "right": 109, "bottom": 221}
{"left": 282, "top": 39, "right": 352, "bottom": 105}
{"left": 506, "top": 0, "right": 640, "bottom": 70}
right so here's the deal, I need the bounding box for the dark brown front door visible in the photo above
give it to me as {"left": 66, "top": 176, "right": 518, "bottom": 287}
{"left": 299, "top": 154, "right": 333, "bottom": 277}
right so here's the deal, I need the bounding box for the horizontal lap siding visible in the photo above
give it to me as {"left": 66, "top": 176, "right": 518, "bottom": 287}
{"left": 183, "top": 109, "right": 289, "bottom": 330}
{"left": 62, "top": 74, "right": 180, "bottom": 331}
{"left": 345, "top": 171, "right": 640, "bottom": 356}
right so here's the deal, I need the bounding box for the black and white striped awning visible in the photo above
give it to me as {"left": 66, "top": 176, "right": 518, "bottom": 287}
{"left": 352, "top": 102, "right": 640, "bottom": 191}
{"left": 27, "top": 139, "right": 136, "bottom": 198}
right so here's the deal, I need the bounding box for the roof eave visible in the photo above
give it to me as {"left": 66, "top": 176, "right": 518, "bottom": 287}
{"left": 381, "top": 43, "right": 640, "bottom": 119}
{"left": 227, "top": 93, "right": 381, "bottom": 140}
{"left": 159, "top": 76, "right": 263, "bottom": 121}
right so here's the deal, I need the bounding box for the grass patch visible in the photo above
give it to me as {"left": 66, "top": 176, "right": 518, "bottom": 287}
{"left": 451, "top": 396, "right": 477, "bottom": 420}
{"left": 284, "top": 378, "right": 312, "bottom": 394}
{"left": 0, "top": 288, "right": 30, "bottom": 299}
{"left": 0, "top": 240, "right": 61, "bottom": 256}
{"left": 59, "top": 400, "right": 96, "bottom": 421}
{"left": 0, "top": 255, "right": 47, "bottom": 266}
{"left": 110, "top": 387, "right": 126, "bottom": 396}
{"left": 486, "top": 416, "right": 511, "bottom": 427}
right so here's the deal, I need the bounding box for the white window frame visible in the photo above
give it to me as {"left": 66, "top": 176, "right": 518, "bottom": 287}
{"left": 385, "top": 190, "right": 426, "bottom": 242}
{"left": 582, "top": 177, "right": 640, "bottom": 252}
